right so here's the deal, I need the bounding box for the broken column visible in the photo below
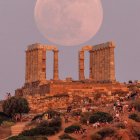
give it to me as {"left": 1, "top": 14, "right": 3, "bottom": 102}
{"left": 53, "top": 50, "right": 59, "bottom": 80}
{"left": 79, "top": 51, "right": 85, "bottom": 80}
{"left": 89, "top": 50, "right": 93, "bottom": 80}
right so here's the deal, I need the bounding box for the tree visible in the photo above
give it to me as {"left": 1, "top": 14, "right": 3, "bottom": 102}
{"left": 2, "top": 96, "right": 30, "bottom": 121}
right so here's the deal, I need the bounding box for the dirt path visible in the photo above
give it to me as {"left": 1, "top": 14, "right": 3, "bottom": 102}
{"left": 1, "top": 121, "right": 30, "bottom": 140}
{"left": 11, "top": 122, "right": 30, "bottom": 136}
{"left": 0, "top": 127, "right": 11, "bottom": 140}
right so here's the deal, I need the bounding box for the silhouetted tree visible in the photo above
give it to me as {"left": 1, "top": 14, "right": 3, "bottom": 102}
{"left": 2, "top": 96, "right": 30, "bottom": 121}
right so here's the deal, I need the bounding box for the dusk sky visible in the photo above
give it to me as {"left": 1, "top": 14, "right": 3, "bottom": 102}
{"left": 0, "top": 0, "right": 140, "bottom": 99}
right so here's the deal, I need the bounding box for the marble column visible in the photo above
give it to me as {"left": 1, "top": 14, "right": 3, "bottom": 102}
{"left": 32, "top": 50, "right": 35, "bottom": 81}
{"left": 25, "top": 50, "right": 29, "bottom": 83}
{"left": 102, "top": 49, "right": 105, "bottom": 81}
{"left": 89, "top": 50, "right": 93, "bottom": 80}
{"left": 79, "top": 51, "right": 85, "bottom": 80}
{"left": 37, "top": 48, "right": 43, "bottom": 81}
{"left": 109, "top": 45, "right": 115, "bottom": 82}
{"left": 30, "top": 50, "right": 33, "bottom": 82}
{"left": 93, "top": 50, "right": 97, "bottom": 81}
{"left": 96, "top": 50, "right": 100, "bottom": 81}
{"left": 104, "top": 48, "right": 108, "bottom": 81}
{"left": 100, "top": 49, "right": 104, "bottom": 81}
{"left": 34, "top": 49, "right": 38, "bottom": 81}
{"left": 98, "top": 49, "right": 101, "bottom": 81}
{"left": 53, "top": 50, "right": 59, "bottom": 80}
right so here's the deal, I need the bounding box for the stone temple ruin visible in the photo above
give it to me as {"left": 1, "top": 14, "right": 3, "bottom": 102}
{"left": 25, "top": 44, "right": 59, "bottom": 83}
{"left": 79, "top": 42, "right": 115, "bottom": 82}
{"left": 25, "top": 41, "right": 115, "bottom": 83}
{"left": 15, "top": 41, "right": 128, "bottom": 112}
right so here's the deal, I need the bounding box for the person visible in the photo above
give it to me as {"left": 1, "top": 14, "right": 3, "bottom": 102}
{"left": 115, "top": 112, "right": 119, "bottom": 118}
{"left": 114, "top": 111, "right": 120, "bottom": 122}
{"left": 87, "top": 120, "right": 89, "bottom": 126}
{"left": 123, "top": 104, "right": 128, "bottom": 113}
{"left": 8, "top": 93, "right": 11, "bottom": 98}
{"left": 43, "top": 113, "right": 49, "bottom": 120}
{"left": 67, "top": 106, "right": 72, "bottom": 113}
{"left": 124, "top": 120, "right": 128, "bottom": 127}
{"left": 113, "top": 103, "right": 116, "bottom": 111}
{"left": 5, "top": 93, "right": 11, "bottom": 100}
{"left": 93, "top": 122, "right": 99, "bottom": 129}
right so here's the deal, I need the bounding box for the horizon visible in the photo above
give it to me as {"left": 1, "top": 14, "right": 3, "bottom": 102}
{"left": 0, "top": 0, "right": 140, "bottom": 99}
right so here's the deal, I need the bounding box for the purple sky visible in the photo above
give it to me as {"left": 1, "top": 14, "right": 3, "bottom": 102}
{"left": 0, "top": 0, "right": 140, "bottom": 99}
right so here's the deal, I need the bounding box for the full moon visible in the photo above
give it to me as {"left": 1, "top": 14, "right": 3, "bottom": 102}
{"left": 34, "top": 0, "right": 103, "bottom": 46}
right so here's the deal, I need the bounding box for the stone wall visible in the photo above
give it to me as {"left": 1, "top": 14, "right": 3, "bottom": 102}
{"left": 15, "top": 81, "right": 129, "bottom": 113}
{"left": 16, "top": 81, "right": 128, "bottom": 96}
{"left": 48, "top": 82, "right": 128, "bottom": 95}
{"left": 26, "top": 94, "right": 70, "bottom": 113}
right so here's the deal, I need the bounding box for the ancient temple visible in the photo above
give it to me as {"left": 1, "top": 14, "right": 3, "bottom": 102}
{"left": 15, "top": 41, "right": 128, "bottom": 112}
{"left": 15, "top": 41, "right": 127, "bottom": 96}
{"left": 25, "top": 41, "right": 115, "bottom": 85}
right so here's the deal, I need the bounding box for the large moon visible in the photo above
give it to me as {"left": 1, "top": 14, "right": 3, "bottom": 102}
{"left": 34, "top": 0, "right": 103, "bottom": 46}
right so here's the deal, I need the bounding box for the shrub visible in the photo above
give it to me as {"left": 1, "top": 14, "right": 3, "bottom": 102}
{"left": 37, "top": 117, "right": 62, "bottom": 132}
{"left": 8, "top": 136, "right": 31, "bottom": 140}
{"left": 21, "top": 117, "right": 62, "bottom": 136}
{"left": 59, "top": 133, "right": 76, "bottom": 140}
{"left": 89, "top": 112, "right": 113, "bottom": 123}
{"left": 64, "top": 125, "right": 81, "bottom": 133}
{"left": 1, "top": 120, "right": 15, "bottom": 127}
{"left": 0, "top": 112, "right": 11, "bottom": 125}
{"left": 8, "top": 136, "right": 48, "bottom": 140}
{"left": 2, "top": 97, "right": 30, "bottom": 119}
{"left": 38, "top": 121, "right": 49, "bottom": 127}
{"left": 48, "top": 117, "right": 62, "bottom": 128}
{"left": 0, "top": 112, "right": 11, "bottom": 118}
{"left": 21, "top": 127, "right": 55, "bottom": 136}
{"left": 33, "top": 136, "right": 48, "bottom": 140}
{"left": 129, "top": 113, "right": 140, "bottom": 122}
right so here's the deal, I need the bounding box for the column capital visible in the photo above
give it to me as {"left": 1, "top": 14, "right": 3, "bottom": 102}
{"left": 53, "top": 50, "right": 59, "bottom": 53}
{"left": 79, "top": 50, "right": 84, "bottom": 53}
